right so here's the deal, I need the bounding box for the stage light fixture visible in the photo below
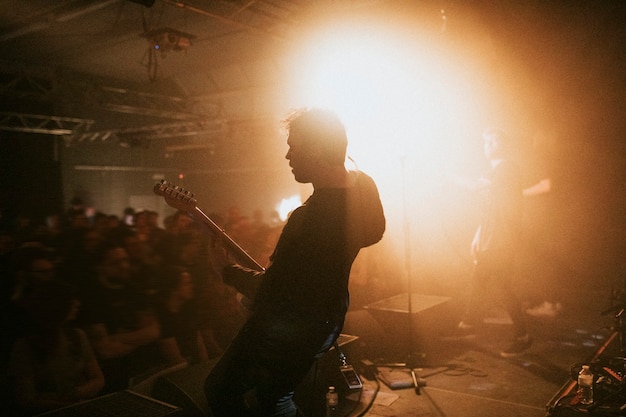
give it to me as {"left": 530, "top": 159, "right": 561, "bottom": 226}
{"left": 128, "top": 0, "right": 156, "bottom": 6}
{"left": 143, "top": 27, "right": 196, "bottom": 53}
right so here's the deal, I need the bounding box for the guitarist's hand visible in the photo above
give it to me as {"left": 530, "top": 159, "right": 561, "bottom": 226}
{"left": 154, "top": 180, "right": 265, "bottom": 273}
{"left": 207, "top": 236, "right": 234, "bottom": 275}
{"left": 208, "top": 237, "right": 259, "bottom": 310}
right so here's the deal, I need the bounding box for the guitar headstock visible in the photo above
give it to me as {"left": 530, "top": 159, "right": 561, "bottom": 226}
{"left": 153, "top": 180, "right": 198, "bottom": 211}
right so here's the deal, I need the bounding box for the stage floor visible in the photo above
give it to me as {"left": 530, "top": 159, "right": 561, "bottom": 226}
{"left": 39, "top": 279, "right": 622, "bottom": 417}
{"left": 335, "top": 284, "right": 623, "bottom": 417}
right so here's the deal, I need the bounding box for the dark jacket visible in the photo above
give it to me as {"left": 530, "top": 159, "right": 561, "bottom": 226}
{"left": 224, "top": 170, "right": 385, "bottom": 322}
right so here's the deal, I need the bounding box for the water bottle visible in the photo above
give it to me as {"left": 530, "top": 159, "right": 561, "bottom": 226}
{"left": 577, "top": 365, "right": 593, "bottom": 405}
{"left": 325, "top": 386, "right": 338, "bottom": 417}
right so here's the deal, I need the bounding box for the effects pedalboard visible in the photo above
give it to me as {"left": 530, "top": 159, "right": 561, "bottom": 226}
{"left": 340, "top": 364, "right": 363, "bottom": 390}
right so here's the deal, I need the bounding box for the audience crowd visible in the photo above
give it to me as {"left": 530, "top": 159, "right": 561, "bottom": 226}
{"left": 0, "top": 200, "right": 283, "bottom": 416}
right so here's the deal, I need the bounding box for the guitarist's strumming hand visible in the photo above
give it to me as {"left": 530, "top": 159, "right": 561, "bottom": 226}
{"left": 206, "top": 236, "right": 256, "bottom": 310}
{"left": 207, "top": 235, "right": 234, "bottom": 276}
{"left": 153, "top": 179, "right": 265, "bottom": 311}
{"left": 154, "top": 180, "right": 265, "bottom": 273}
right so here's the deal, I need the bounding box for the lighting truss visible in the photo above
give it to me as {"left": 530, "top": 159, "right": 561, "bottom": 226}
{"left": 0, "top": 112, "right": 94, "bottom": 136}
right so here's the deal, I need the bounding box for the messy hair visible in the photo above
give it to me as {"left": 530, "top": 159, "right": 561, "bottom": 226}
{"left": 283, "top": 108, "right": 348, "bottom": 165}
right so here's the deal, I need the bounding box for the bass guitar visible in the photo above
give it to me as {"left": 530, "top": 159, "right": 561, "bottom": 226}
{"left": 153, "top": 179, "right": 265, "bottom": 272}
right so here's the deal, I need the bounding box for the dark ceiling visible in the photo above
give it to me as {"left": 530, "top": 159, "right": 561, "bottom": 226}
{"left": 0, "top": 0, "right": 624, "bottom": 150}
{"left": 0, "top": 0, "right": 324, "bottom": 145}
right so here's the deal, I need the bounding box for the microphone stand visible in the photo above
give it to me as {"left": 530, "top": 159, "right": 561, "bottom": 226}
{"left": 400, "top": 156, "right": 426, "bottom": 393}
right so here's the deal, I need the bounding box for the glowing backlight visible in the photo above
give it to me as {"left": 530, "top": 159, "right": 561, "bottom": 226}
{"left": 277, "top": 194, "right": 302, "bottom": 221}
{"left": 282, "top": 13, "right": 511, "bottom": 287}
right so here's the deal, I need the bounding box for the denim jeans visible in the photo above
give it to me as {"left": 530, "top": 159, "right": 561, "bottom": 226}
{"left": 204, "top": 311, "right": 342, "bottom": 417}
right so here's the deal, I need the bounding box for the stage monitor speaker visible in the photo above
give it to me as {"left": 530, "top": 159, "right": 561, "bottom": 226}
{"left": 150, "top": 360, "right": 217, "bottom": 417}
{"left": 35, "top": 390, "right": 182, "bottom": 417}
{"left": 343, "top": 309, "right": 387, "bottom": 359}
{"left": 364, "top": 293, "right": 453, "bottom": 355}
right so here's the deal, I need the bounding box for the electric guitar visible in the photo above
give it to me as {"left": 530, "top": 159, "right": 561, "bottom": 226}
{"left": 153, "top": 179, "right": 265, "bottom": 272}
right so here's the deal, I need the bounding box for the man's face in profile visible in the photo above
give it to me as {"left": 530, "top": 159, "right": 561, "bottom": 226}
{"left": 285, "top": 130, "right": 319, "bottom": 184}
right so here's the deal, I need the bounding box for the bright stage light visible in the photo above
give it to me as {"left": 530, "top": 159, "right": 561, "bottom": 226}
{"left": 281, "top": 14, "right": 500, "bottom": 286}
{"left": 284, "top": 20, "right": 482, "bottom": 192}
{"left": 286, "top": 24, "right": 454, "bottom": 262}
{"left": 282, "top": 12, "right": 514, "bottom": 287}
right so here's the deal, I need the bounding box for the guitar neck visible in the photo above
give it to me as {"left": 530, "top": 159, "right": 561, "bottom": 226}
{"left": 152, "top": 180, "right": 264, "bottom": 272}
{"left": 189, "top": 206, "right": 265, "bottom": 272}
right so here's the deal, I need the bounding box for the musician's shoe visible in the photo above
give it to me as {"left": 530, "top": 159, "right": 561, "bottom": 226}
{"left": 500, "top": 333, "right": 533, "bottom": 358}
{"left": 442, "top": 321, "right": 476, "bottom": 341}
{"left": 526, "top": 301, "right": 562, "bottom": 318}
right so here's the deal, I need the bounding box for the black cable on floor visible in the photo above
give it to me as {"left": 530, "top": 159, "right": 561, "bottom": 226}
{"left": 352, "top": 377, "right": 379, "bottom": 417}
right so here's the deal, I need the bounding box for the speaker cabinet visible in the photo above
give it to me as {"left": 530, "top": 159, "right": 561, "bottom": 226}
{"left": 35, "top": 390, "right": 182, "bottom": 417}
{"left": 150, "top": 361, "right": 217, "bottom": 417}
{"left": 364, "top": 293, "right": 453, "bottom": 356}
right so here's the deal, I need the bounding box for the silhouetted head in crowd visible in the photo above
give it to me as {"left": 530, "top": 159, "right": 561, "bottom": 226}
{"left": 159, "top": 265, "right": 194, "bottom": 302}
{"left": 27, "top": 280, "right": 80, "bottom": 332}
{"left": 95, "top": 243, "right": 131, "bottom": 287}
